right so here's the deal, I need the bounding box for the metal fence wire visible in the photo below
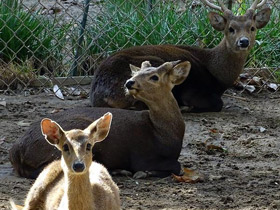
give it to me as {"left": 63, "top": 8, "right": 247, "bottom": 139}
{"left": 0, "top": 0, "right": 279, "bottom": 95}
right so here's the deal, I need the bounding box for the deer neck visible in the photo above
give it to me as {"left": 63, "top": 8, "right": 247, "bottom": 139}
{"left": 61, "top": 170, "right": 94, "bottom": 210}
{"left": 207, "top": 38, "right": 249, "bottom": 87}
{"left": 145, "top": 92, "right": 185, "bottom": 144}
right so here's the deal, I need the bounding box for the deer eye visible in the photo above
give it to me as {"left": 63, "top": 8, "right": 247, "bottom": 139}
{"left": 150, "top": 75, "right": 159, "bottom": 81}
{"left": 251, "top": 27, "right": 255, "bottom": 32}
{"left": 229, "top": 27, "right": 235, "bottom": 33}
{"left": 86, "top": 143, "right": 92, "bottom": 151}
{"left": 63, "top": 144, "right": 69, "bottom": 152}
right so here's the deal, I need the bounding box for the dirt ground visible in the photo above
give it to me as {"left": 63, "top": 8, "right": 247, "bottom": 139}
{"left": 0, "top": 87, "right": 279, "bottom": 210}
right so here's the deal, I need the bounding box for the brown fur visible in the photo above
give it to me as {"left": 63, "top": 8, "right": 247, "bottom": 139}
{"left": 10, "top": 61, "right": 191, "bottom": 179}
{"left": 90, "top": 3, "right": 271, "bottom": 112}
{"left": 10, "top": 113, "right": 120, "bottom": 210}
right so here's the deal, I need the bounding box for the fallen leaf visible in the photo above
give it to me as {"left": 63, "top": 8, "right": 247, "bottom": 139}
{"left": 248, "top": 76, "right": 261, "bottom": 86}
{"left": 210, "top": 129, "right": 218, "bottom": 133}
{"left": 252, "top": 76, "right": 261, "bottom": 83}
{"left": 80, "top": 92, "right": 88, "bottom": 99}
{"left": 0, "top": 137, "right": 5, "bottom": 145}
{"left": 267, "top": 83, "right": 278, "bottom": 91}
{"left": 0, "top": 101, "right": 6, "bottom": 107}
{"left": 206, "top": 144, "right": 226, "bottom": 152}
{"left": 244, "top": 84, "right": 256, "bottom": 93}
{"left": 172, "top": 168, "right": 204, "bottom": 183}
{"left": 68, "top": 87, "right": 81, "bottom": 96}
{"left": 259, "top": 126, "right": 266, "bottom": 133}
{"left": 53, "top": 85, "right": 64, "bottom": 100}
{"left": 239, "top": 73, "right": 250, "bottom": 80}
{"left": 50, "top": 108, "right": 62, "bottom": 114}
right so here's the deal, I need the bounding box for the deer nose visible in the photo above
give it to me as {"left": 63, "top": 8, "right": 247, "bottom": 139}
{"left": 238, "top": 37, "right": 249, "bottom": 48}
{"left": 125, "top": 80, "right": 135, "bottom": 89}
{"left": 73, "top": 162, "right": 85, "bottom": 172}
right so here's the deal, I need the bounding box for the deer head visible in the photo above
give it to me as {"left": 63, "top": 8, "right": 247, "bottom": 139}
{"left": 125, "top": 60, "right": 191, "bottom": 104}
{"left": 41, "top": 113, "right": 112, "bottom": 174}
{"left": 202, "top": 0, "right": 271, "bottom": 53}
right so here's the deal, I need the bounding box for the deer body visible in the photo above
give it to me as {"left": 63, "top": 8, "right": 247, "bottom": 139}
{"left": 10, "top": 61, "right": 191, "bottom": 179}
{"left": 90, "top": 0, "right": 271, "bottom": 112}
{"left": 10, "top": 113, "right": 120, "bottom": 210}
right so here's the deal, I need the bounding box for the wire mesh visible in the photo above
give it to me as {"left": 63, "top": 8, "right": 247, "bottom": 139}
{"left": 0, "top": 0, "right": 279, "bottom": 95}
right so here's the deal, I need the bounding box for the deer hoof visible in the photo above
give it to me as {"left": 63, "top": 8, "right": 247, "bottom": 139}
{"left": 133, "top": 171, "right": 149, "bottom": 179}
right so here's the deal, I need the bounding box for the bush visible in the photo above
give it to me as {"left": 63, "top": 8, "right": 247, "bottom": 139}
{"left": 0, "top": 0, "right": 69, "bottom": 74}
{"left": 84, "top": 0, "right": 220, "bottom": 55}
{"left": 82, "top": 0, "right": 279, "bottom": 70}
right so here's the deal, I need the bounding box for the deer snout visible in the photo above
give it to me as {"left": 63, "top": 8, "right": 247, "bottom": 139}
{"left": 72, "top": 162, "right": 85, "bottom": 173}
{"left": 125, "top": 80, "right": 135, "bottom": 89}
{"left": 237, "top": 37, "right": 250, "bottom": 48}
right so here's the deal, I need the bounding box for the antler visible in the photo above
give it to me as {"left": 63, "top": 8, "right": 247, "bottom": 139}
{"left": 249, "top": 0, "right": 267, "bottom": 11}
{"left": 202, "top": 0, "right": 267, "bottom": 12}
{"left": 200, "top": 0, "right": 230, "bottom": 13}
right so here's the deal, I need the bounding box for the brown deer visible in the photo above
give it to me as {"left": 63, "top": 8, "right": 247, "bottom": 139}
{"left": 10, "top": 113, "right": 121, "bottom": 210}
{"left": 90, "top": 0, "right": 271, "bottom": 112}
{"left": 10, "top": 60, "right": 191, "bottom": 179}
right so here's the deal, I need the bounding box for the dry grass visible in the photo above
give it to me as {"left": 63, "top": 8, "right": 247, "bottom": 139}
{"left": 0, "top": 61, "right": 37, "bottom": 90}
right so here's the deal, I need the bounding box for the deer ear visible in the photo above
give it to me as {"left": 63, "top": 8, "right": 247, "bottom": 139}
{"left": 85, "top": 112, "right": 113, "bottom": 143}
{"left": 129, "top": 64, "right": 141, "bottom": 75}
{"left": 254, "top": 8, "right": 271, "bottom": 29}
{"left": 141, "top": 61, "right": 151, "bottom": 69}
{"left": 208, "top": 12, "right": 226, "bottom": 31}
{"left": 41, "top": 118, "right": 65, "bottom": 146}
{"left": 169, "top": 61, "right": 191, "bottom": 85}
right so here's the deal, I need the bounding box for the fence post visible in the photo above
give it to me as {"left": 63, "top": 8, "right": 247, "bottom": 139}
{"left": 70, "top": 0, "right": 90, "bottom": 76}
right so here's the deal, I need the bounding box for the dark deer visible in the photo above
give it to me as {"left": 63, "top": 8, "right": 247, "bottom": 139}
{"left": 90, "top": 0, "right": 271, "bottom": 112}
{"left": 10, "top": 60, "right": 191, "bottom": 179}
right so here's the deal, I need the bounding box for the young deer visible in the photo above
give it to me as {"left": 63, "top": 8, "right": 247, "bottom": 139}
{"left": 10, "top": 60, "right": 191, "bottom": 179}
{"left": 10, "top": 113, "right": 120, "bottom": 210}
{"left": 90, "top": 0, "right": 271, "bottom": 112}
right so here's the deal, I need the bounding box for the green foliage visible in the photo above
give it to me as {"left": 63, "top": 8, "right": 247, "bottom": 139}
{"left": 83, "top": 0, "right": 222, "bottom": 56}
{"left": 82, "top": 0, "right": 279, "bottom": 70}
{"left": 0, "top": 1, "right": 69, "bottom": 68}
{"left": 0, "top": 0, "right": 278, "bottom": 78}
{"left": 247, "top": 9, "right": 280, "bottom": 68}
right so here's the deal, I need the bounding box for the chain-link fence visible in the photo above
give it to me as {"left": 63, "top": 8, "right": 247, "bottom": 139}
{"left": 0, "top": 0, "right": 279, "bottom": 95}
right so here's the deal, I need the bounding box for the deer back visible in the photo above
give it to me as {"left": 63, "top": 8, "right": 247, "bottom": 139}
{"left": 10, "top": 107, "right": 156, "bottom": 178}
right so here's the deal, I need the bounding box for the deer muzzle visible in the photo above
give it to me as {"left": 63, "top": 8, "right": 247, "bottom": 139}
{"left": 125, "top": 80, "right": 135, "bottom": 89}
{"left": 237, "top": 37, "right": 250, "bottom": 49}
{"left": 72, "top": 161, "right": 85, "bottom": 173}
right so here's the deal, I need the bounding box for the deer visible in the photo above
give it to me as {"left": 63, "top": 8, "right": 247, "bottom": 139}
{"left": 10, "top": 112, "right": 121, "bottom": 210}
{"left": 10, "top": 60, "right": 191, "bottom": 179}
{"left": 90, "top": 0, "right": 271, "bottom": 112}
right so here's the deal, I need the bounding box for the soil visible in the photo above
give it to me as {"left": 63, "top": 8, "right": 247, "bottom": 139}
{"left": 0, "top": 87, "right": 279, "bottom": 210}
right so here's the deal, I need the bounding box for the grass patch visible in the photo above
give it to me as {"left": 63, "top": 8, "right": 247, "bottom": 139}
{"left": 82, "top": 0, "right": 279, "bottom": 70}
{"left": 0, "top": 60, "right": 36, "bottom": 89}
{"left": 84, "top": 0, "right": 220, "bottom": 55}
{"left": 0, "top": 0, "right": 278, "bottom": 82}
{"left": 247, "top": 9, "right": 280, "bottom": 68}
{"left": 0, "top": 0, "right": 70, "bottom": 75}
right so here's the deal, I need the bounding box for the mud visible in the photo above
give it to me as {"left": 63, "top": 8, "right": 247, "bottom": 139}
{"left": 0, "top": 88, "right": 279, "bottom": 210}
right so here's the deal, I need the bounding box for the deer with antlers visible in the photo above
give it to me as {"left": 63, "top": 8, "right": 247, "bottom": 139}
{"left": 90, "top": 0, "right": 271, "bottom": 112}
